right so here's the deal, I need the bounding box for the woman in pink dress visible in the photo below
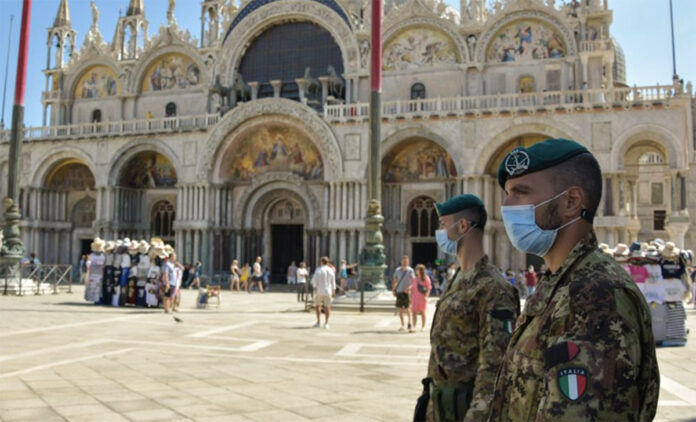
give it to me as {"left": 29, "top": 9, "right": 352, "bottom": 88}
{"left": 411, "top": 264, "right": 432, "bottom": 331}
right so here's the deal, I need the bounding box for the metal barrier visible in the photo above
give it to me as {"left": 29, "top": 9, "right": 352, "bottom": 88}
{"left": 0, "top": 264, "right": 73, "bottom": 295}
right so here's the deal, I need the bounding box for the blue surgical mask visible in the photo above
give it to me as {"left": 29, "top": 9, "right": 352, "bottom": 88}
{"left": 435, "top": 221, "right": 471, "bottom": 256}
{"left": 501, "top": 190, "right": 581, "bottom": 257}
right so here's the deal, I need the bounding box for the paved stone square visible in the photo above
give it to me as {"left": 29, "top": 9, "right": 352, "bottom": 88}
{"left": 1, "top": 287, "right": 695, "bottom": 421}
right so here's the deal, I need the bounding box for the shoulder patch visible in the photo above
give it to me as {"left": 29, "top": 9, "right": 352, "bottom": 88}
{"left": 557, "top": 367, "right": 588, "bottom": 401}
{"left": 544, "top": 341, "right": 579, "bottom": 368}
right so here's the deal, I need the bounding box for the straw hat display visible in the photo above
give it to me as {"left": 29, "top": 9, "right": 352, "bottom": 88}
{"left": 598, "top": 243, "right": 614, "bottom": 255}
{"left": 91, "top": 237, "right": 105, "bottom": 253}
{"left": 613, "top": 243, "right": 629, "bottom": 257}
{"left": 644, "top": 245, "right": 660, "bottom": 259}
{"left": 104, "top": 240, "right": 116, "bottom": 252}
{"left": 660, "top": 242, "right": 680, "bottom": 259}
{"left": 138, "top": 240, "right": 150, "bottom": 255}
{"left": 128, "top": 240, "right": 139, "bottom": 253}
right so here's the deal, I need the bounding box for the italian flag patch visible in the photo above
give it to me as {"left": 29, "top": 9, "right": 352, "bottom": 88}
{"left": 504, "top": 320, "right": 515, "bottom": 334}
{"left": 557, "top": 367, "right": 587, "bottom": 401}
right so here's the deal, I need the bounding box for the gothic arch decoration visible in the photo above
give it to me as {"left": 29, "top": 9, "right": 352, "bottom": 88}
{"left": 234, "top": 174, "right": 322, "bottom": 230}
{"left": 380, "top": 126, "right": 463, "bottom": 176}
{"left": 219, "top": 123, "right": 323, "bottom": 182}
{"left": 139, "top": 52, "right": 203, "bottom": 93}
{"left": 118, "top": 152, "right": 178, "bottom": 188}
{"left": 71, "top": 196, "right": 97, "bottom": 228}
{"left": 32, "top": 147, "right": 97, "bottom": 187}
{"left": 612, "top": 124, "right": 684, "bottom": 170}
{"left": 407, "top": 196, "right": 438, "bottom": 239}
{"left": 474, "top": 122, "right": 584, "bottom": 174}
{"left": 44, "top": 160, "right": 96, "bottom": 191}
{"left": 383, "top": 17, "right": 468, "bottom": 66}
{"left": 476, "top": 10, "right": 577, "bottom": 64}
{"left": 382, "top": 138, "right": 456, "bottom": 182}
{"left": 73, "top": 65, "right": 120, "bottom": 99}
{"left": 151, "top": 200, "right": 175, "bottom": 237}
{"left": 65, "top": 59, "right": 122, "bottom": 101}
{"left": 216, "top": 0, "right": 360, "bottom": 82}
{"left": 254, "top": 191, "right": 308, "bottom": 229}
{"left": 108, "top": 140, "right": 182, "bottom": 187}
{"left": 131, "top": 41, "right": 207, "bottom": 95}
{"left": 224, "top": 0, "right": 352, "bottom": 39}
{"left": 202, "top": 98, "right": 344, "bottom": 181}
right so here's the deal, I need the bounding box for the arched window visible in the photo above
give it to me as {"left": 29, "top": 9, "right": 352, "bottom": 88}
{"left": 408, "top": 197, "right": 437, "bottom": 238}
{"left": 71, "top": 197, "right": 96, "bottom": 228}
{"left": 638, "top": 151, "right": 665, "bottom": 165}
{"left": 151, "top": 200, "right": 175, "bottom": 237}
{"left": 165, "top": 102, "right": 177, "bottom": 117}
{"left": 410, "top": 83, "right": 426, "bottom": 100}
{"left": 91, "top": 109, "right": 102, "bottom": 123}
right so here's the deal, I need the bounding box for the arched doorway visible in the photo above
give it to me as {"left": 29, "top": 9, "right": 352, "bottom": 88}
{"left": 41, "top": 159, "right": 96, "bottom": 265}
{"left": 267, "top": 198, "right": 306, "bottom": 283}
{"left": 407, "top": 196, "right": 438, "bottom": 267}
{"left": 115, "top": 151, "right": 178, "bottom": 241}
{"left": 381, "top": 137, "right": 457, "bottom": 269}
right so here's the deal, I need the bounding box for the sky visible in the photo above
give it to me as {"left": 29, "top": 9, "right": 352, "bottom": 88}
{"left": 0, "top": 0, "right": 693, "bottom": 128}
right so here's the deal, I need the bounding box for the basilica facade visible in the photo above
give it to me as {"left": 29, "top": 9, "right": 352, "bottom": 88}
{"left": 0, "top": 0, "right": 694, "bottom": 281}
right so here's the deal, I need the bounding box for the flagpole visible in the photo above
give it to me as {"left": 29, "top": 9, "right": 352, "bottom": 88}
{"left": 1, "top": 15, "right": 14, "bottom": 129}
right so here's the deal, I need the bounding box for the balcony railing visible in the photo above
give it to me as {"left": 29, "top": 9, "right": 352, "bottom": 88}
{"left": 0, "top": 114, "right": 220, "bottom": 143}
{"left": 324, "top": 85, "right": 682, "bottom": 122}
{"left": 579, "top": 39, "right": 613, "bottom": 52}
{"left": 0, "top": 85, "right": 685, "bottom": 142}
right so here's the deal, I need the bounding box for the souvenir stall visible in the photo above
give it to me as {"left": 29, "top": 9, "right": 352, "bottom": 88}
{"left": 605, "top": 241, "right": 692, "bottom": 347}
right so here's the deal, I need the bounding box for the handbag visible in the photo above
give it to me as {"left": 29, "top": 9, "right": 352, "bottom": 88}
{"left": 417, "top": 280, "right": 428, "bottom": 294}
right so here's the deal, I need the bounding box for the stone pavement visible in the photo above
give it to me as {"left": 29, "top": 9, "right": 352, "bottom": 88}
{"left": 0, "top": 287, "right": 695, "bottom": 421}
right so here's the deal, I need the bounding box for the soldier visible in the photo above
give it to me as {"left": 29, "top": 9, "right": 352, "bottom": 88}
{"left": 489, "top": 139, "right": 659, "bottom": 421}
{"left": 424, "top": 194, "right": 519, "bottom": 421}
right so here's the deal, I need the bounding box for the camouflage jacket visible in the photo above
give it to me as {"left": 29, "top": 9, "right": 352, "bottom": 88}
{"left": 428, "top": 255, "right": 520, "bottom": 422}
{"left": 489, "top": 233, "right": 659, "bottom": 421}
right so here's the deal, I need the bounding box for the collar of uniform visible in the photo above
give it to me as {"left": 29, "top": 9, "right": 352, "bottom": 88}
{"left": 523, "top": 232, "right": 598, "bottom": 316}
{"left": 452, "top": 255, "right": 490, "bottom": 290}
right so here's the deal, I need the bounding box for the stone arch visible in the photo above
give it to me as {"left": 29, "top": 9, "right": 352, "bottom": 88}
{"left": 383, "top": 17, "right": 469, "bottom": 64}
{"left": 612, "top": 124, "right": 684, "bottom": 170}
{"left": 474, "top": 122, "right": 584, "bottom": 174}
{"left": 216, "top": 0, "right": 360, "bottom": 83}
{"left": 235, "top": 174, "right": 322, "bottom": 230}
{"left": 31, "top": 147, "right": 97, "bottom": 188}
{"left": 70, "top": 196, "right": 97, "bottom": 228}
{"left": 64, "top": 58, "right": 122, "bottom": 100}
{"left": 201, "top": 98, "right": 343, "bottom": 182}
{"left": 108, "top": 140, "right": 182, "bottom": 187}
{"left": 380, "top": 126, "right": 463, "bottom": 177}
{"left": 131, "top": 46, "right": 208, "bottom": 94}
{"left": 475, "top": 9, "right": 577, "bottom": 64}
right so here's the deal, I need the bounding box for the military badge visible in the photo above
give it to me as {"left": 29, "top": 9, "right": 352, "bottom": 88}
{"left": 490, "top": 309, "right": 516, "bottom": 334}
{"left": 557, "top": 367, "right": 587, "bottom": 401}
{"left": 504, "top": 149, "right": 530, "bottom": 176}
{"left": 504, "top": 319, "right": 515, "bottom": 334}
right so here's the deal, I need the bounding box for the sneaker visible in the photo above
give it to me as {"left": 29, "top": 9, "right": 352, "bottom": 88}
{"left": 312, "top": 322, "right": 321, "bottom": 328}
{"left": 324, "top": 324, "right": 330, "bottom": 329}
{"left": 409, "top": 327, "right": 415, "bottom": 333}
{"left": 398, "top": 326, "right": 405, "bottom": 332}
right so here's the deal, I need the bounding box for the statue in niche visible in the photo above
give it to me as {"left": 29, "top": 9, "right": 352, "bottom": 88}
{"left": 327, "top": 65, "right": 345, "bottom": 100}
{"left": 467, "top": 35, "right": 477, "bottom": 61}
{"left": 90, "top": 1, "right": 99, "bottom": 28}
{"left": 359, "top": 40, "right": 370, "bottom": 69}
{"left": 304, "top": 67, "right": 321, "bottom": 102}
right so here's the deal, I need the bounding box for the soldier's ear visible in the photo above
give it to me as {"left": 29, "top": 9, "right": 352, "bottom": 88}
{"left": 563, "top": 186, "right": 584, "bottom": 217}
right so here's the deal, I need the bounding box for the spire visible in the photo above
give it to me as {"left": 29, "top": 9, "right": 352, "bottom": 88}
{"left": 126, "top": 0, "right": 145, "bottom": 16}
{"left": 53, "top": 0, "right": 71, "bottom": 27}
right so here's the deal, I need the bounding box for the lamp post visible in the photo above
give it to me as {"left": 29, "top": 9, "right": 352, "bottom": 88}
{"left": 358, "top": 0, "right": 387, "bottom": 310}
{"left": 1, "top": 0, "right": 31, "bottom": 293}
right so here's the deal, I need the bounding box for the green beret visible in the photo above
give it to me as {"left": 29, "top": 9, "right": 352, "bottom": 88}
{"left": 435, "top": 194, "right": 485, "bottom": 216}
{"left": 497, "top": 138, "right": 589, "bottom": 189}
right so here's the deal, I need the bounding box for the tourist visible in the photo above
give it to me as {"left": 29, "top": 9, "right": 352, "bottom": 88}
{"left": 171, "top": 253, "right": 184, "bottom": 312}
{"left": 286, "top": 261, "right": 297, "bottom": 285}
{"left": 525, "top": 265, "right": 537, "bottom": 295}
{"left": 250, "top": 256, "right": 264, "bottom": 293}
{"left": 230, "top": 259, "right": 241, "bottom": 291}
{"left": 392, "top": 255, "right": 415, "bottom": 332}
{"left": 161, "top": 254, "right": 176, "bottom": 313}
{"left": 240, "top": 263, "right": 250, "bottom": 291}
{"left": 338, "top": 260, "right": 348, "bottom": 295}
{"left": 79, "top": 254, "right": 90, "bottom": 284}
{"left": 190, "top": 261, "right": 202, "bottom": 289}
{"left": 311, "top": 256, "right": 335, "bottom": 329}
{"left": 411, "top": 264, "right": 431, "bottom": 331}
{"left": 297, "top": 262, "right": 309, "bottom": 302}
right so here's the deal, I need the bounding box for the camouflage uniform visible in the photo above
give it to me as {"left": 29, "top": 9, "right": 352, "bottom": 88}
{"left": 489, "top": 233, "right": 659, "bottom": 421}
{"left": 428, "top": 255, "right": 519, "bottom": 422}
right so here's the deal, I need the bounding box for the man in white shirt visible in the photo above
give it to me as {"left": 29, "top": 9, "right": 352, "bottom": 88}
{"left": 296, "top": 262, "right": 309, "bottom": 302}
{"left": 250, "top": 256, "right": 264, "bottom": 293}
{"left": 287, "top": 261, "right": 298, "bottom": 284}
{"left": 311, "top": 256, "right": 336, "bottom": 328}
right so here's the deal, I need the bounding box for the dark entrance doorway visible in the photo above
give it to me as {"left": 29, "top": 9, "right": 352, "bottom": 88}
{"left": 411, "top": 242, "right": 437, "bottom": 267}
{"left": 80, "top": 239, "right": 92, "bottom": 258}
{"left": 271, "top": 224, "right": 303, "bottom": 284}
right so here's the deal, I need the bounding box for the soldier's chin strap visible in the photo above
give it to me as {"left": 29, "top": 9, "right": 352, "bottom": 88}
{"left": 580, "top": 208, "right": 594, "bottom": 224}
